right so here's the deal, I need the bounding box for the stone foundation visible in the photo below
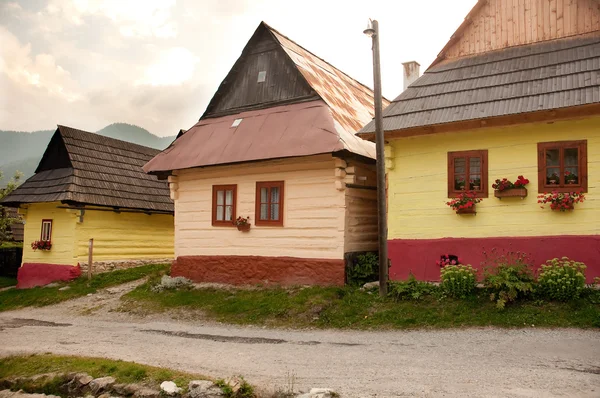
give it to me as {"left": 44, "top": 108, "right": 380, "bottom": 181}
{"left": 79, "top": 258, "right": 173, "bottom": 274}
{"left": 17, "top": 263, "right": 81, "bottom": 289}
{"left": 172, "top": 255, "right": 345, "bottom": 286}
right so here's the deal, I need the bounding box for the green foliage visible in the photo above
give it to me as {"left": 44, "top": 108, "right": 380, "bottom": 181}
{"left": 482, "top": 248, "right": 535, "bottom": 309}
{"left": 440, "top": 264, "right": 478, "bottom": 298}
{"left": 0, "top": 170, "right": 22, "bottom": 244}
{"left": 347, "top": 252, "right": 378, "bottom": 286}
{"left": 389, "top": 274, "right": 438, "bottom": 301}
{"left": 0, "top": 277, "right": 17, "bottom": 289}
{"left": 215, "top": 378, "right": 254, "bottom": 398}
{"left": 0, "top": 354, "right": 207, "bottom": 389}
{"left": 536, "top": 257, "right": 586, "bottom": 301}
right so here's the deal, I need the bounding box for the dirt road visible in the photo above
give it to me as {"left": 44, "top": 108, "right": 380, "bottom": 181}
{"left": 0, "top": 282, "right": 599, "bottom": 397}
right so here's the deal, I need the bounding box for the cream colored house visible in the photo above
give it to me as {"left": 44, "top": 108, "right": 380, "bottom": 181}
{"left": 144, "top": 22, "right": 388, "bottom": 285}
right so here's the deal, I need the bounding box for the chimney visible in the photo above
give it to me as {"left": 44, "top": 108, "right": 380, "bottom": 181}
{"left": 402, "top": 61, "right": 420, "bottom": 91}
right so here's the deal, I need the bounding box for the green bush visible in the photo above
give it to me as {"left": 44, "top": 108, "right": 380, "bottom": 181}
{"left": 440, "top": 264, "right": 477, "bottom": 298}
{"left": 482, "top": 248, "right": 535, "bottom": 309}
{"left": 347, "top": 252, "right": 378, "bottom": 286}
{"left": 536, "top": 257, "right": 586, "bottom": 301}
{"left": 389, "top": 274, "right": 437, "bottom": 301}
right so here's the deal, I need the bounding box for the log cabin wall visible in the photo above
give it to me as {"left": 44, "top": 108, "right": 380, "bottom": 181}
{"left": 442, "top": 0, "right": 600, "bottom": 61}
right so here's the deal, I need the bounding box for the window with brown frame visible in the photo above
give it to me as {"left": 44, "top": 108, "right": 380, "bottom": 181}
{"left": 447, "top": 150, "right": 488, "bottom": 198}
{"left": 212, "top": 185, "right": 237, "bottom": 226}
{"left": 255, "top": 181, "right": 284, "bottom": 226}
{"left": 41, "top": 219, "right": 52, "bottom": 242}
{"left": 537, "top": 140, "right": 587, "bottom": 193}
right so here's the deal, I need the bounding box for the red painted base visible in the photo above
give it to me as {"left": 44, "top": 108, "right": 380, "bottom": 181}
{"left": 172, "top": 255, "right": 345, "bottom": 286}
{"left": 17, "top": 263, "right": 82, "bottom": 289}
{"left": 389, "top": 235, "right": 600, "bottom": 283}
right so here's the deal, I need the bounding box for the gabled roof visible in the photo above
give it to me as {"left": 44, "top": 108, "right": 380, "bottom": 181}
{"left": 145, "top": 22, "right": 383, "bottom": 174}
{"left": 3, "top": 126, "right": 173, "bottom": 213}
{"left": 360, "top": 0, "right": 600, "bottom": 137}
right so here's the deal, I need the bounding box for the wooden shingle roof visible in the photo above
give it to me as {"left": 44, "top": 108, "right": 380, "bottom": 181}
{"left": 360, "top": 34, "right": 600, "bottom": 135}
{"left": 3, "top": 126, "right": 173, "bottom": 213}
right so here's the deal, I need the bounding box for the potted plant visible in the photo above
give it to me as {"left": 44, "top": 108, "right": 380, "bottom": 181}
{"left": 446, "top": 191, "right": 482, "bottom": 214}
{"left": 547, "top": 172, "right": 559, "bottom": 185}
{"left": 564, "top": 171, "right": 578, "bottom": 184}
{"left": 537, "top": 191, "right": 585, "bottom": 211}
{"left": 492, "top": 175, "right": 529, "bottom": 199}
{"left": 233, "top": 216, "right": 251, "bottom": 231}
{"left": 456, "top": 177, "right": 466, "bottom": 190}
{"left": 31, "top": 240, "right": 52, "bottom": 251}
{"left": 471, "top": 178, "right": 481, "bottom": 191}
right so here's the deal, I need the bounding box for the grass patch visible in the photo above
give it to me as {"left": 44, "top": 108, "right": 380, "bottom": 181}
{"left": 0, "top": 353, "right": 207, "bottom": 391}
{"left": 0, "top": 276, "right": 17, "bottom": 288}
{"left": 0, "top": 263, "right": 168, "bottom": 312}
{"left": 123, "top": 278, "right": 600, "bottom": 329}
{"left": 0, "top": 242, "right": 23, "bottom": 249}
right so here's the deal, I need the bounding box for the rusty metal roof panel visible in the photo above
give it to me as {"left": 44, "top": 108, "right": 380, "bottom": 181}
{"left": 144, "top": 100, "right": 368, "bottom": 173}
{"left": 268, "top": 25, "right": 389, "bottom": 140}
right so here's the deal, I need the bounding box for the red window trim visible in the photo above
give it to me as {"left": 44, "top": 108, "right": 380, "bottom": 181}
{"left": 212, "top": 185, "right": 237, "bottom": 227}
{"left": 447, "top": 150, "right": 488, "bottom": 198}
{"left": 537, "top": 140, "right": 588, "bottom": 193}
{"left": 40, "top": 219, "right": 53, "bottom": 242}
{"left": 255, "top": 181, "right": 284, "bottom": 227}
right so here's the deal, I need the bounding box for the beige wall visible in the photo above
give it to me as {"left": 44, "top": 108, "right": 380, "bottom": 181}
{"left": 344, "top": 161, "right": 378, "bottom": 253}
{"left": 174, "top": 155, "right": 349, "bottom": 260}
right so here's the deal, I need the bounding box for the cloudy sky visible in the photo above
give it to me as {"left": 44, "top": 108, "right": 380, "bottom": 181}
{"left": 0, "top": 0, "right": 477, "bottom": 137}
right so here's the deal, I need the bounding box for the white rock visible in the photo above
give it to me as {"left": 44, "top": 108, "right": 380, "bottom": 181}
{"left": 362, "top": 281, "right": 379, "bottom": 290}
{"left": 58, "top": 286, "right": 71, "bottom": 291}
{"left": 160, "top": 381, "right": 181, "bottom": 396}
{"left": 309, "top": 388, "right": 336, "bottom": 398}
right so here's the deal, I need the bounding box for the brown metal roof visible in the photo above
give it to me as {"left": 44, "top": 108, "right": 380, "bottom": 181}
{"left": 360, "top": 34, "right": 600, "bottom": 135}
{"left": 146, "top": 22, "right": 382, "bottom": 174}
{"left": 3, "top": 126, "right": 173, "bottom": 213}
{"left": 144, "top": 100, "right": 370, "bottom": 173}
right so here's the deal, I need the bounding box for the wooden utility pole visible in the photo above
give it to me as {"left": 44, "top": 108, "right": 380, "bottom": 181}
{"left": 87, "top": 238, "right": 93, "bottom": 281}
{"left": 365, "top": 19, "right": 389, "bottom": 296}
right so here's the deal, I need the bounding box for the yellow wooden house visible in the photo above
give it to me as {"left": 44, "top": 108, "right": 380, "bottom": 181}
{"left": 360, "top": 0, "right": 600, "bottom": 281}
{"left": 3, "top": 126, "right": 174, "bottom": 288}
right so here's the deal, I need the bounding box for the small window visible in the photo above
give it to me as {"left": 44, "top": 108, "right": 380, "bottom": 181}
{"left": 41, "top": 219, "right": 52, "bottom": 242}
{"left": 448, "top": 150, "right": 488, "bottom": 197}
{"left": 257, "top": 70, "right": 266, "bottom": 82}
{"left": 255, "top": 181, "right": 284, "bottom": 226}
{"left": 538, "top": 140, "right": 587, "bottom": 193}
{"left": 212, "top": 185, "right": 237, "bottom": 226}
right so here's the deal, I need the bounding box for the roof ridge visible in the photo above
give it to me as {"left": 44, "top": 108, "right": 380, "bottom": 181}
{"left": 429, "top": 36, "right": 600, "bottom": 74}
{"left": 395, "top": 63, "right": 600, "bottom": 102}
{"left": 263, "top": 21, "right": 383, "bottom": 100}
{"left": 57, "top": 125, "right": 161, "bottom": 155}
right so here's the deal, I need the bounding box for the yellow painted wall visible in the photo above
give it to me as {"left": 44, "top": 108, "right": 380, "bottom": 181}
{"left": 75, "top": 209, "right": 174, "bottom": 262}
{"left": 21, "top": 202, "right": 78, "bottom": 266}
{"left": 174, "top": 155, "right": 347, "bottom": 259}
{"left": 387, "top": 117, "right": 600, "bottom": 239}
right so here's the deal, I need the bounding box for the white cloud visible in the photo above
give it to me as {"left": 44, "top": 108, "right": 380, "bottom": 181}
{"left": 0, "top": 27, "right": 81, "bottom": 102}
{"left": 46, "top": 0, "right": 177, "bottom": 37}
{"left": 138, "top": 47, "right": 199, "bottom": 86}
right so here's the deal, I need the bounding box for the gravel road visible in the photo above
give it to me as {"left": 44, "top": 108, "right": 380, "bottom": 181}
{"left": 0, "top": 281, "right": 599, "bottom": 397}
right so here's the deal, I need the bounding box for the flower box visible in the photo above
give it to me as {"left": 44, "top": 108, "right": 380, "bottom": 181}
{"left": 494, "top": 188, "right": 528, "bottom": 199}
{"left": 237, "top": 224, "right": 251, "bottom": 232}
{"left": 456, "top": 206, "right": 476, "bottom": 215}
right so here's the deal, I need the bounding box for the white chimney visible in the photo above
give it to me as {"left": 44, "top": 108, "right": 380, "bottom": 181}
{"left": 402, "top": 61, "right": 420, "bottom": 91}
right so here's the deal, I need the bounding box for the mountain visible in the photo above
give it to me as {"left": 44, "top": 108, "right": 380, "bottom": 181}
{"left": 0, "top": 123, "right": 176, "bottom": 185}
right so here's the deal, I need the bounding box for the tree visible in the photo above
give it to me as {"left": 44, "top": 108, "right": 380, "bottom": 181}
{"left": 0, "top": 170, "right": 23, "bottom": 244}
